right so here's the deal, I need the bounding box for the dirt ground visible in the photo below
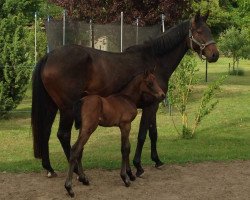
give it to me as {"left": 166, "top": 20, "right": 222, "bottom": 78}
{"left": 0, "top": 160, "right": 249, "bottom": 200}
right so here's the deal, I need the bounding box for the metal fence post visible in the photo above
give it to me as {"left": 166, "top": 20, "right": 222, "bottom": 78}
{"left": 34, "top": 12, "right": 37, "bottom": 64}
{"left": 47, "top": 15, "right": 50, "bottom": 53}
{"left": 120, "top": 12, "right": 123, "bottom": 52}
{"left": 89, "top": 19, "right": 94, "bottom": 48}
{"left": 161, "top": 14, "right": 165, "bottom": 33}
{"left": 205, "top": 59, "right": 208, "bottom": 82}
{"left": 161, "top": 14, "right": 172, "bottom": 115}
{"left": 63, "top": 10, "right": 66, "bottom": 46}
{"left": 136, "top": 18, "right": 139, "bottom": 45}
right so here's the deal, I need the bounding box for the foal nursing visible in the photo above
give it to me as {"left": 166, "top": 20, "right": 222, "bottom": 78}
{"left": 65, "top": 70, "right": 165, "bottom": 197}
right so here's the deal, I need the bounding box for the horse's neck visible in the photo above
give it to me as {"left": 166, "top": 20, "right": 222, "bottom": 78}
{"left": 158, "top": 40, "right": 188, "bottom": 82}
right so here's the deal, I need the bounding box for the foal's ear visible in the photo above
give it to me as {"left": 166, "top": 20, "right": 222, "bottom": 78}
{"left": 202, "top": 10, "right": 209, "bottom": 22}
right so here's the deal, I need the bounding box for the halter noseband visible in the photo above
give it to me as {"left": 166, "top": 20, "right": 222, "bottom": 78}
{"left": 189, "top": 26, "right": 216, "bottom": 60}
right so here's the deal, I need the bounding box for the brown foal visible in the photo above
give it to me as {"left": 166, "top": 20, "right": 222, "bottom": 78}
{"left": 65, "top": 71, "right": 165, "bottom": 197}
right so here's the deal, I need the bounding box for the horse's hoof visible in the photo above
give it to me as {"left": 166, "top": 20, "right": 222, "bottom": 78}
{"left": 127, "top": 170, "right": 136, "bottom": 181}
{"left": 155, "top": 161, "right": 164, "bottom": 169}
{"left": 47, "top": 171, "right": 57, "bottom": 178}
{"left": 129, "top": 174, "right": 136, "bottom": 181}
{"left": 78, "top": 176, "right": 90, "bottom": 185}
{"left": 124, "top": 180, "right": 131, "bottom": 187}
{"left": 135, "top": 168, "right": 144, "bottom": 177}
{"left": 65, "top": 184, "right": 75, "bottom": 198}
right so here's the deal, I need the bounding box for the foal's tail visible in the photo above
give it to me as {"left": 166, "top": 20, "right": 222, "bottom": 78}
{"left": 73, "top": 99, "right": 83, "bottom": 130}
{"left": 31, "top": 55, "right": 56, "bottom": 159}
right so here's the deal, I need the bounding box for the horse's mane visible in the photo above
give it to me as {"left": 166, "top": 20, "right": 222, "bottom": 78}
{"left": 125, "top": 20, "right": 190, "bottom": 56}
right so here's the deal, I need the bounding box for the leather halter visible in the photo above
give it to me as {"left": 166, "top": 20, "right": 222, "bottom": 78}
{"left": 189, "top": 28, "right": 216, "bottom": 60}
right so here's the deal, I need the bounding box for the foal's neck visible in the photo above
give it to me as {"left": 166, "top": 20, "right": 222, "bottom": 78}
{"left": 118, "top": 76, "right": 142, "bottom": 106}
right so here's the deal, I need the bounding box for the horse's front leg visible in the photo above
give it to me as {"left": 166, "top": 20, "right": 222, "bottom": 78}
{"left": 133, "top": 109, "right": 149, "bottom": 177}
{"left": 120, "top": 123, "right": 132, "bottom": 187}
{"left": 148, "top": 103, "right": 164, "bottom": 168}
{"left": 133, "top": 103, "right": 163, "bottom": 177}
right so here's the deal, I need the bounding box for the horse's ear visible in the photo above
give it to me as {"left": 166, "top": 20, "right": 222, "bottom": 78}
{"left": 153, "top": 65, "right": 156, "bottom": 72}
{"left": 194, "top": 10, "right": 201, "bottom": 23}
{"left": 144, "top": 70, "right": 149, "bottom": 77}
{"left": 202, "top": 10, "right": 209, "bottom": 22}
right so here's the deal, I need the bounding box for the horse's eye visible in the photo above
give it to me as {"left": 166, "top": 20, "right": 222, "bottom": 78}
{"left": 196, "top": 30, "right": 202, "bottom": 34}
{"left": 147, "top": 82, "right": 153, "bottom": 88}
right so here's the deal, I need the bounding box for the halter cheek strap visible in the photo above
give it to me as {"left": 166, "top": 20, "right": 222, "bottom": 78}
{"left": 189, "top": 29, "right": 216, "bottom": 60}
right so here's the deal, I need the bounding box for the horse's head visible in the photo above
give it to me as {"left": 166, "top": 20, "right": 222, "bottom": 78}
{"left": 140, "top": 70, "right": 165, "bottom": 101}
{"left": 188, "top": 11, "right": 219, "bottom": 62}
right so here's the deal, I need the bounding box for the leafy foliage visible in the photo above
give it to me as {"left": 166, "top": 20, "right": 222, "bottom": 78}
{"left": 168, "top": 55, "right": 224, "bottom": 138}
{"left": 192, "top": 0, "right": 250, "bottom": 35}
{"left": 0, "top": 1, "right": 38, "bottom": 118}
{"left": 49, "top": 0, "right": 191, "bottom": 26}
{"left": 219, "top": 26, "right": 250, "bottom": 75}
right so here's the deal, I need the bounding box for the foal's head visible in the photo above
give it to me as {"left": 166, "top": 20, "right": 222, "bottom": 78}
{"left": 140, "top": 70, "right": 165, "bottom": 101}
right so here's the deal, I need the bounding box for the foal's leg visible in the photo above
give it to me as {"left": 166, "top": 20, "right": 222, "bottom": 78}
{"left": 65, "top": 129, "right": 93, "bottom": 197}
{"left": 76, "top": 147, "right": 89, "bottom": 185}
{"left": 120, "top": 123, "right": 132, "bottom": 187}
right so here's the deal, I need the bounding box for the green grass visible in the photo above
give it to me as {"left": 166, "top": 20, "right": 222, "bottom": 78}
{"left": 0, "top": 57, "right": 250, "bottom": 172}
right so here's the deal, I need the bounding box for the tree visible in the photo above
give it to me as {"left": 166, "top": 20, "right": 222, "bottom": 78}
{"left": 0, "top": 1, "right": 38, "bottom": 118}
{"left": 191, "top": 0, "right": 250, "bottom": 35}
{"left": 168, "top": 55, "right": 224, "bottom": 138}
{"left": 219, "top": 26, "right": 250, "bottom": 75}
{"left": 49, "top": 0, "right": 191, "bottom": 26}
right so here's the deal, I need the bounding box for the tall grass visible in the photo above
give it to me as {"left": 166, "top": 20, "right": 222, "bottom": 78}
{"left": 0, "top": 57, "right": 249, "bottom": 172}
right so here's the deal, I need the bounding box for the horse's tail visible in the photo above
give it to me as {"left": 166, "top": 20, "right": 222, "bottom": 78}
{"left": 73, "top": 99, "right": 83, "bottom": 130}
{"left": 31, "top": 55, "right": 56, "bottom": 159}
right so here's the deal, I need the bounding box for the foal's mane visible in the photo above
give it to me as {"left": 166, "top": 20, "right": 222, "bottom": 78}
{"left": 125, "top": 20, "right": 190, "bottom": 56}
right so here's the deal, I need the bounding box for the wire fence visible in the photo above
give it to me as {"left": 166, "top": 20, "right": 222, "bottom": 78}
{"left": 44, "top": 12, "right": 163, "bottom": 53}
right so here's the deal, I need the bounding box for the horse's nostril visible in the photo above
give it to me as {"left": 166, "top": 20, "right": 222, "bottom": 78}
{"left": 161, "top": 94, "right": 166, "bottom": 99}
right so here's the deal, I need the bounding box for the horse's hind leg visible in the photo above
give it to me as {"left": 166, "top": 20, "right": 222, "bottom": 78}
{"left": 57, "top": 109, "right": 74, "bottom": 163}
{"left": 42, "top": 105, "right": 58, "bottom": 177}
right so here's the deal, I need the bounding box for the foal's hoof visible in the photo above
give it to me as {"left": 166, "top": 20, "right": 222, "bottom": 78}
{"left": 155, "top": 161, "right": 164, "bottom": 169}
{"left": 121, "top": 175, "right": 131, "bottom": 187}
{"left": 78, "top": 176, "right": 90, "bottom": 185}
{"left": 65, "top": 184, "right": 75, "bottom": 198}
{"left": 47, "top": 171, "right": 57, "bottom": 178}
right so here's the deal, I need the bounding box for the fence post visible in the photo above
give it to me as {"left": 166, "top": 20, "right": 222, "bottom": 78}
{"left": 205, "top": 59, "right": 208, "bottom": 82}
{"left": 120, "top": 12, "right": 123, "bottom": 52}
{"left": 89, "top": 19, "right": 94, "bottom": 48}
{"left": 47, "top": 15, "right": 50, "bottom": 53}
{"left": 63, "top": 10, "right": 66, "bottom": 45}
{"left": 161, "top": 14, "right": 165, "bottom": 33}
{"left": 34, "top": 12, "right": 37, "bottom": 64}
{"left": 161, "top": 14, "right": 172, "bottom": 115}
{"left": 136, "top": 18, "right": 139, "bottom": 45}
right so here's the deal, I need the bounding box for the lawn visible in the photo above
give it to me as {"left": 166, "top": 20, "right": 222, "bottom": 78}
{"left": 0, "top": 57, "right": 249, "bottom": 172}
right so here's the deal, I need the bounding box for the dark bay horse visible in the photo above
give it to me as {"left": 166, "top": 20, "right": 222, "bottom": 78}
{"left": 32, "top": 12, "right": 219, "bottom": 177}
{"left": 65, "top": 71, "right": 165, "bottom": 197}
